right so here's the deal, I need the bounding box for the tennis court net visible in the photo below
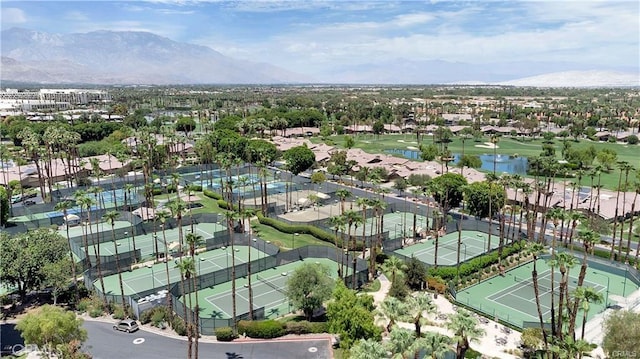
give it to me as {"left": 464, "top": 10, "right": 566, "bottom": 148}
{"left": 513, "top": 275, "right": 554, "bottom": 294}
{"left": 256, "top": 274, "right": 287, "bottom": 295}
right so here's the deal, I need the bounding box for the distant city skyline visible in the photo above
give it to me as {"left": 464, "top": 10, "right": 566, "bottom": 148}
{"left": 1, "top": 0, "right": 639, "bottom": 82}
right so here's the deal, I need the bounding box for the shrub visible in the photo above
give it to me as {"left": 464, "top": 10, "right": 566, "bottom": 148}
{"left": 426, "top": 277, "right": 447, "bottom": 294}
{"left": 77, "top": 298, "right": 91, "bottom": 313}
{"left": 112, "top": 305, "right": 126, "bottom": 320}
{"left": 203, "top": 189, "right": 223, "bottom": 200}
{"left": 256, "top": 213, "right": 364, "bottom": 250}
{"left": 628, "top": 135, "right": 639, "bottom": 145}
{"left": 286, "top": 321, "right": 312, "bottom": 334}
{"left": 309, "top": 322, "right": 328, "bottom": 333}
{"left": 215, "top": 327, "right": 237, "bottom": 341}
{"left": 217, "top": 199, "right": 234, "bottom": 210}
{"left": 89, "top": 307, "right": 104, "bottom": 318}
{"left": 238, "top": 320, "right": 286, "bottom": 339}
{"left": 170, "top": 315, "right": 187, "bottom": 336}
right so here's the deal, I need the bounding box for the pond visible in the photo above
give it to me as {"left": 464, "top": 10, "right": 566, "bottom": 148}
{"left": 385, "top": 149, "right": 529, "bottom": 175}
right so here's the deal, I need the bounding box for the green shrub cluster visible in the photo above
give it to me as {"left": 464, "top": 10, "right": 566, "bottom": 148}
{"left": 256, "top": 213, "right": 364, "bottom": 250}
{"left": 217, "top": 199, "right": 234, "bottom": 210}
{"left": 203, "top": 189, "right": 222, "bottom": 200}
{"left": 215, "top": 327, "right": 237, "bottom": 341}
{"left": 170, "top": 315, "right": 187, "bottom": 336}
{"left": 140, "top": 306, "right": 171, "bottom": 326}
{"left": 284, "top": 321, "right": 327, "bottom": 334}
{"left": 237, "top": 320, "right": 286, "bottom": 339}
{"left": 429, "top": 240, "right": 527, "bottom": 281}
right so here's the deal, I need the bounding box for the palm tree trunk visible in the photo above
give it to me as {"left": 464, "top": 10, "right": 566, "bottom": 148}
{"left": 532, "top": 259, "right": 550, "bottom": 351}
{"left": 111, "top": 222, "right": 127, "bottom": 310}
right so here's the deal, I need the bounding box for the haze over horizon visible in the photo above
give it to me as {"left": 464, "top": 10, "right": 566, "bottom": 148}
{"left": 1, "top": 0, "right": 639, "bottom": 85}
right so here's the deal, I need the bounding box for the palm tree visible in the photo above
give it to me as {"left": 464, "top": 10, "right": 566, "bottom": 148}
{"left": 73, "top": 190, "right": 91, "bottom": 269}
{"left": 104, "top": 210, "right": 127, "bottom": 310}
{"left": 185, "top": 232, "right": 203, "bottom": 359}
{"left": 328, "top": 215, "right": 347, "bottom": 277}
{"left": 156, "top": 210, "right": 173, "bottom": 309}
{"left": 573, "top": 286, "right": 604, "bottom": 340}
{"left": 403, "top": 292, "right": 437, "bottom": 338}
{"left": 123, "top": 183, "right": 139, "bottom": 261}
{"left": 356, "top": 197, "right": 370, "bottom": 259}
{"left": 567, "top": 211, "right": 586, "bottom": 250}
{"left": 242, "top": 208, "right": 257, "bottom": 320}
{"left": 553, "top": 252, "right": 578, "bottom": 338}
{"left": 417, "top": 332, "right": 453, "bottom": 359}
{"left": 528, "top": 242, "right": 550, "bottom": 350}
{"left": 432, "top": 208, "right": 442, "bottom": 268}
{"left": 381, "top": 256, "right": 407, "bottom": 284}
{"left": 175, "top": 257, "right": 195, "bottom": 359}
{"left": 545, "top": 207, "right": 566, "bottom": 338}
{"left": 567, "top": 229, "right": 600, "bottom": 336}
{"left": 349, "top": 339, "right": 387, "bottom": 359}
{"left": 369, "top": 197, "right": 387, "bottom": 280}
{"left": 224, "top": 210, "right": 240, "bottom": 334}
{"left": 344, "top": 209, "right": 363, "bottom": 289}
{"left": 386, "top": 326, "right": 415, "bottom": 359}
{"left": 78, "top": 195, "right": 107, "bottom": 301}
{"left": 54, "top": 200, "right": 78, "bottom": 304}
{"left": 168, "top": 199, "right": 187, "bottom": 257}
{"left": 446, "top": 309, "right": 485, "bottom": 359}
{"left": 335, "top": 189, "right": 352, "bottom": 215}
{"left": 377, "top": 296, "right": 407, "bottom": 333}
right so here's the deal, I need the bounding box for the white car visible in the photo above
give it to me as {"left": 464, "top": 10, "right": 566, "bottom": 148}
{"left": 113, "top": 319, "right": 139, "bottom": 333}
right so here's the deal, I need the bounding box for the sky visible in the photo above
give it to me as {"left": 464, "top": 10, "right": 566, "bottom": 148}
{"left": 2, "top": 0, "right": 639, "bottom": 79}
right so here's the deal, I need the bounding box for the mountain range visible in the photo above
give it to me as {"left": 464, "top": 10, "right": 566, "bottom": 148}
{"left": 1, "top": 27, "right": 638, "bottom": 87}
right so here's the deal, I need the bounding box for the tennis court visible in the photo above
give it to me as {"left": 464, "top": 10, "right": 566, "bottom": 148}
{"left": 394, "top": 230, "right": 496, "bottom": 265}
{"left": 184, "top": 258, "right": 348, "bottom": 320}
{"left": 96, "top": 222, "right": 223, "bottom": 259}
{"left": 45, "top": 188, "right": 143, "bottom": 218}
{"left": 59, "top": 220, "right": 132, "bottom": 238}
{"left": 456, "top": 259, "right": 639, "bottom": 329}
{"left": 99, "top": 245, "right": 264, "bottom": 296}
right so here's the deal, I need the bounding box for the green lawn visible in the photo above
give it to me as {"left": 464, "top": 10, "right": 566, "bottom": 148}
{"left": 250, "top": 220, "right": 332, "bottom": 250}
{"left": 311, "top": 134, "right": 639, "bottom": 189}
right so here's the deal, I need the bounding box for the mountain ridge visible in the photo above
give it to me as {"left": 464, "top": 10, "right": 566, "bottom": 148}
{"left": 2, "top": 27, "right": 637, "bottom": 87}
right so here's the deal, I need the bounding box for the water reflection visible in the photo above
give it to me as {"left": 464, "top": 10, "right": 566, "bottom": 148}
{"left": 385, "top": 149, "right": 529, "bottom": 175}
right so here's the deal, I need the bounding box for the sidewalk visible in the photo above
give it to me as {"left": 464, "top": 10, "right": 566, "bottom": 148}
{"left": 370, "top": 274, "right": 520, "bottom": 359}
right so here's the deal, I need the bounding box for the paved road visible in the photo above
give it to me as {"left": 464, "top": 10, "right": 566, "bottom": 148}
{"left": 83, "top": 321, "right": 332, "bottom": 359}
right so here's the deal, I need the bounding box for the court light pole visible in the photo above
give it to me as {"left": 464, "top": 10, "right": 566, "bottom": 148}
{"left": 292, "top": 232, "right": 299, "bottom": 250}
{"left": 222, "top": 246, "right": 229, "bottom": 280}
{"left": 252, "top": 238, "right": 258, "bottom": 270}
{"left": 592, "top": 271, "right": 610, "bottom": 308}
{"left": 146, "top": 264, "right": 155, "bottom": 290}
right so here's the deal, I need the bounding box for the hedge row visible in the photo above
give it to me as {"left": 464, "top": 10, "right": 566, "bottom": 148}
{"left": 203, "top": 189, "right": 222, "bottom": 200}
{"left": 216, "top": 320, "right": 328, "bottom": 341}
{"left": 238, "top": 320, "right": 285, "bottom": 339}
{"left": 428, "top": 240, "right": 527, "bottom": 281}
{"left": 565, "top": 244, "right": 638, "bottom": 267}
{"left": 202, "top": 189, "right": 234, "bottom": 210}
{"left": 215, "top": 327, "right": 236, "bottom": 341}
{"left": 256, "top": 213, "right": 364, "bottom": 251}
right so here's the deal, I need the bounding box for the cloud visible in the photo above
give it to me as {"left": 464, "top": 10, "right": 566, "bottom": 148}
{"left": 200, "top": 1, "right": 638, "bottom": 76}
{"left": 2, "top": 8, "right": 27, "bottom": 24}
{"left": 64, "top": 11, "right": 89, "bottom": 21}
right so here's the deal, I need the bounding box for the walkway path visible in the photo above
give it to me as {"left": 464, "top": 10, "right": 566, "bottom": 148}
{"left": 370, "top": 274, "right": 520, "bottom": 359}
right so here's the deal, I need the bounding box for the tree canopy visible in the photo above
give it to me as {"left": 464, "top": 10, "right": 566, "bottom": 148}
{"left": 429, "top": 173, "right": 467, "bottom": 210}
{"left": 285, "top": 262, "right": 335, "bottom": 320}
{"left": 464, "top": 181, "right": 507, "bottom": 219}
{"left": 327, "top": 281, "right": 381, "bottom": 349}
{"left": 0, "top": 229, "right": 69, "bottom": 301}
{"left": 603, "top": 310, "right": 640, "bottom": 356}
{"left": 16, "top": 305, "right": 88, "bottom": 356}
{"left": 283, "top": 145, "right": 316, "bottom": 175}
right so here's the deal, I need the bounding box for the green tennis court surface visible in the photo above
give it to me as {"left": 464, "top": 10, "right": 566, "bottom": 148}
{"left": 456, "top": 258, "right": 639, "bottom": 329}
{"left": 182, "top": 258, "right": 349, "bottom": 320}
{"left": 92, "top": 222, "right": 223, "bottom": 260}
{"left": 99, "top": 245, "right": 264, "bottom": 296}
{"left": 394, "top": 230, "right": 496, "bottom": 265}
{"left": 59, "top": 220, "right": 132, "bottom": 238}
